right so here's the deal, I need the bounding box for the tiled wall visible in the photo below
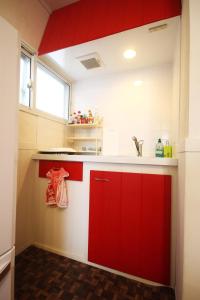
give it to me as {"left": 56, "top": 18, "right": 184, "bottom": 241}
{"left": 16, "top": 110, "right": 67, "bottom": 254}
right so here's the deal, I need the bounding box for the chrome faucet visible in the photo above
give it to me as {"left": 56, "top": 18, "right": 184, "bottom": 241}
{"left": 132, "top": 136, "right": 144, "bottom": 157}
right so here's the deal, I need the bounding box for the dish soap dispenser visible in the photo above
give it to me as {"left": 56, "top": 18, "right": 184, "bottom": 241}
{"left": 155, "top": 138, "right": 164, "bottom": 157}
{"left": 164, "top": 140, "right": 172, "bottom": 158}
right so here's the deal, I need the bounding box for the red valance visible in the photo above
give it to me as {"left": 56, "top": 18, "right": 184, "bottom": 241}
{"left": 39, "top": 0, "right": 181, "bottom": 55}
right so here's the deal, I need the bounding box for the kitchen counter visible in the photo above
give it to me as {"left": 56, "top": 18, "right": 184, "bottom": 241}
{"left": 32, "top": 153, "right": 178, "bottom": 167}
{"left": 32, "top": 152, "right": 177, "bottom": 285}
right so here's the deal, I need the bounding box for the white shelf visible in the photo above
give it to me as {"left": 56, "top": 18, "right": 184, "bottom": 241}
{"left": 67, "top": 137, "right": 100, "bottom": 141}
{"left": 67, "top": 123, "right": 101, "bottom": 128}
{"left": 66, "top": 122, "right": 102, "bottom": 154}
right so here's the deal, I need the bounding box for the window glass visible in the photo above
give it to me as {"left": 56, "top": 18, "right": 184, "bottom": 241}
{"left": 36, "top": 64, "right": 69, "bottom": 119}
{"left": 20, "top": 52, "right": 31, "bottom": 107}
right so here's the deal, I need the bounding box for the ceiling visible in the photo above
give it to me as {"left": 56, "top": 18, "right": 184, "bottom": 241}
{"left": 41, "top": 0, "right": 79, "bottom": 13}
{"left": 43, "top": 17, "right": 179, "bottom": 81}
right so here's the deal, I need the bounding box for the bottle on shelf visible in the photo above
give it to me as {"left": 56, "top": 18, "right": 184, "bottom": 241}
{"left": 155, "top": 138, "right": 164, "bottom": 157}
{"left": 164, "top": 140, "right": 172, "bottom": 158}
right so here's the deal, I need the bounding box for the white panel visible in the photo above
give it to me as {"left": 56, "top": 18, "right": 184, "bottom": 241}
{"left": 0, "top": 17, "right": 18, "bottom": 255}
{"left": 0, "top": 265, "right": 12, "bottom": 300}
{"left": 0, "top": 247, "right": 15, "bottom": 300}
{"left": 72, "top": 64, "right": 173, "bottom": 157}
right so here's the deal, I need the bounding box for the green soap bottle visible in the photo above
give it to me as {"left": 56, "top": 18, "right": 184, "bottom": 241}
{"left": 155, "top": 138, "right": 164, "bottom": 157}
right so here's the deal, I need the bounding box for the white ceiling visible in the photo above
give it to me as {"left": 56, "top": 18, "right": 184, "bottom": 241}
{"left": 43, "top": 17, "right": 180, "bottom": 81}
{"left": 41, "top": 0, "right": 79, "bottom": 13}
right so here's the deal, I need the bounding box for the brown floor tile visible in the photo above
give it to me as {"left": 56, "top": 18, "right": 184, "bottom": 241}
{"left": 15, "top": 246, "right": 175, "bottom": 300}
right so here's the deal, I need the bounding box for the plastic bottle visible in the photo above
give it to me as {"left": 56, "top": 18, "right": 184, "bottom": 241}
{"left": 155, "top": 138, "right": 164, "bottom": 157}
{"left": 164, "top": 140, "right": 172, "bottom": 158}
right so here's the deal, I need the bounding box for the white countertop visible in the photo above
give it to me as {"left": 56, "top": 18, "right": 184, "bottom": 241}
{"left": 32, "top": 153, "right": 178, "bottom": 167}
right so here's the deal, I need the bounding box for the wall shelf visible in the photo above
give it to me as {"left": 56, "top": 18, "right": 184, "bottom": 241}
{"left": 67, "top": 123, "right": 102, "bottom": 128}
{"left": 67, "top": 137, "right": 101, "bottom": 141}
{"left": 66, "top": 123, "right": 102, "bottom": 155}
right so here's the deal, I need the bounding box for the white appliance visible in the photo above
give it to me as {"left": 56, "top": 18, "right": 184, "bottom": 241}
{"left": 0, "top": 17, "right": 19, "bottom": 299}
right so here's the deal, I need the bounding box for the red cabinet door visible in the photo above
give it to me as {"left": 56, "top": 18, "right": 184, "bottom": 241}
{"left": 119, "top": 172, "right": 142, "bottom": 277}
{"left": 140, "top": 174, "right": 171, "bottom": 285}
{"left": 88, "top": 171, "right": 171, "bottom": 285}
{"left": 88, "top": 170, "right": 121, "bottom": 270}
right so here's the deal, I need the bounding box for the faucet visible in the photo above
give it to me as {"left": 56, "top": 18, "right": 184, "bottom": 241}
{"left": 132, "top": 136, "right": 144, "bottom": 157}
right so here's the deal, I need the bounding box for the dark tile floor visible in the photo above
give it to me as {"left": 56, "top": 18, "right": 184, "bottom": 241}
{"left": 15, "top": 246, "right": 175, "bottom": 300}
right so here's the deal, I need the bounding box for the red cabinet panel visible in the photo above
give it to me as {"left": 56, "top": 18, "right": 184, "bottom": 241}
{"left": 88, "top": 170, "right": 171, "bottom": 285}
{"left": 39, "top": 160, "right": 83, "bottom": 181}
{"left": 88, "top": 171, "right": 121, "bottom": 270}
{"left": 140, "top": 174, "right": 171, "bottom": 285}
{"left": 119, "top": 172, "right": 142, "bottom": 277}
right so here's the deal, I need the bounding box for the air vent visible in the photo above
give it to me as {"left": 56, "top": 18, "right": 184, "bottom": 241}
{"left": 76, "top": 52, "right": 103, "bottom": 70}
{"left": 148, "top": 23, "right": 168, "bottom": 33}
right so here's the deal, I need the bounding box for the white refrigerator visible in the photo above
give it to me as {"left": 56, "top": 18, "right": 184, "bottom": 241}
{"left": 0, "top": 17, "right": 19, "bottom": 299}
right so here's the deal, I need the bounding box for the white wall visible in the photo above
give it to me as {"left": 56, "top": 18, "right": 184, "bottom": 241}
{"left": 72, "top": 64, "right": 174, "bottom": 157}
{"left": 183, "top": 152, "right": 200, "bottom": 300}
{"left": 0, "top": 17, "right": 19, "bottom": 256}
{"left": 176, "top": 0, "right": 200, "bottom": 299}
{"left": 188, "top": 0, "right": 200, "bottom": 138}
{"left": 0, "top": 0, "right": 69, "bottom": 255}
{"left": 182, "top": 0, "right": 200, "bottom": 298}
{"left": 175, "top": 1, "right": 189, "bottom": 299}
{"left": 0, "top": 0, "right": 49, "bottom": 50}
{"left": 16, "top": 110, "right": 67, "bottom": 254}
{"left": 179, "top": 0, "right": 190, "bottom": 141}
{"left": 171, "top": 27, "right": 180, "bottom": 154}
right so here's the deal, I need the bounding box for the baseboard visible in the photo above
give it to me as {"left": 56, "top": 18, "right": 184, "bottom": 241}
{"left": 33, "top": 241, "right": 165, "bottom": 288}
{"left": 15, "top": 241, "right": 33, "bottom": 256}
{"left": 33, "top": 242, "right": 86, "bottom": 264}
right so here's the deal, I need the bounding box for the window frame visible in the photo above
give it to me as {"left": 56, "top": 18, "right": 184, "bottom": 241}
{"left": 19, "top": 44, "right": 71, "bottom": 124}
{"left": 35, "top": 60, "right": 70, "bottom": 121}
{"left": 19, "top": 46, "right": 35, "bottom": 109}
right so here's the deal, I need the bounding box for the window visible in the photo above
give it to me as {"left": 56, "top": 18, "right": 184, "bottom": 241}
{"left": 20, "top": 51, "right": 32, "bottom": 107}
{"left": 36, "top": 63, "right": 69, "bottom": 120}
{"left": 19, "top": 45, "right": 70, "bottom": 121}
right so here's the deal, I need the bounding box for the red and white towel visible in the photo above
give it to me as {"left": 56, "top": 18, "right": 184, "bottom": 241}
{"left": 46, "top": 168, "right": 69, "bottom": 208}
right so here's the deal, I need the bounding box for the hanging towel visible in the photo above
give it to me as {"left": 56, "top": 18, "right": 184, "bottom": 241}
{"left": 46, "top": 167, "right": 69, "bottom": 208}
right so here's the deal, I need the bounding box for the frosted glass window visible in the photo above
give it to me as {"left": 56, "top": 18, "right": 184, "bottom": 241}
{"left": 36, "top": 64, "right": 69, "bottom": 120}
{"left": 20, "top": 53, "right": 31, "bottom": 106}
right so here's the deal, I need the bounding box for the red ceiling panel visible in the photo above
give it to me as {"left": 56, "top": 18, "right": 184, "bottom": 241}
{"left": 38, "top": 0, "right": 181, "bottom": 55}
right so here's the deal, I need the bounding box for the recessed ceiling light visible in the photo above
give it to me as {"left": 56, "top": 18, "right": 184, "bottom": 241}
{"left": 123, "top": 49, "right": 136, "bottom": 59}
{"left": 133, "top": 80, "right": 143, "bottom": 86}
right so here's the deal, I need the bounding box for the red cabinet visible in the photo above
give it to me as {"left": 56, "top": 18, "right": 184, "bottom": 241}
{"left": 88, "top": 170, "right": 171, "bottom": 285}
{"left": 140, "top": 174, "right": 171, "bottom": 284}
{"left": 39, "top": 160, "right": 83, "bottom": 181}
{"left": 88, "top": 171, "right": 121, "bottom": 270}
{"left": 120, "top": 173, "right": 142, "bottom": 277}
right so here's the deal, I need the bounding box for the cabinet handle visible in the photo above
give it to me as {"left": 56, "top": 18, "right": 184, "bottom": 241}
{"left": 94, "top": 177, "right": 110, "bottom": 182}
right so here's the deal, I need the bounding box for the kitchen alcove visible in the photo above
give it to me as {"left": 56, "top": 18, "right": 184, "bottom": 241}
{"left": 40, "top": 16, "right": 180, "bottom": 157}
{"left": 13, "top": 1, "right": 185, "bottom": 298}
{"left": 30, "top": 13, "right": 180, "bottom": 288}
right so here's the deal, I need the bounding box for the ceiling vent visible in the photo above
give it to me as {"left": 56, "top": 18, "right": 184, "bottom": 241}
{"left": 76, "top": 52, "right": 103, "bottom": 70}
{"left": 148, "top": 23, "right": 168, "bottom": 33}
